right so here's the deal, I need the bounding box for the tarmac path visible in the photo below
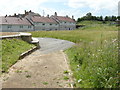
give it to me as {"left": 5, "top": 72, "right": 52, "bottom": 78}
{"left": 2, "top": 38, "right": 75, "bottom": 88}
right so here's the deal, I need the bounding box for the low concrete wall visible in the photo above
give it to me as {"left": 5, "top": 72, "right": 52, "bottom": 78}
{"left": 0, "top": 32, "right": 40, "bottom": 49}
{"left": 1, "top": 32, "right": 40, "bottom": 59}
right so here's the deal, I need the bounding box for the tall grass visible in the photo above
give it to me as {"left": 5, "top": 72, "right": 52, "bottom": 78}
{"left": 30, "top": 22, "right": 119, "bottom": 88}
{"left": 66, "top": 38, "right": 119, "bottom": 88}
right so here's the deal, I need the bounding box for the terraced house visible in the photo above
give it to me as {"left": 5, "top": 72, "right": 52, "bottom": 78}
{"left": 0, "top": 16, "right": 33, "bottom": 32}
{"left": 0, "top": 10, "right": 76, "bottom": 32}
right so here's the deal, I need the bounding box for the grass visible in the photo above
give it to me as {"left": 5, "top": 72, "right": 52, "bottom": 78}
{"left": 63, "top": 76, "right": 69, "bottom": 80}
{"left": 16, "top": 70, "right": 22, "bottom": 73}
{"left": 66, "top": 38, "right": 119, "bottom": 88}
{"left": 26, "top": 74, "right": 31, "bottom": 78}
{"left": 43, "top": 82, "right": 48, "bottom": 85}
{"left": 63, "top": 70, "right": 69, "bottom": 74}
{"left": 30, "top": 21, "right": 119, "bottom": 88}
{"left": 1, "top": 39, "right": 35, "bottom": 73}
{"left": 77, "top": 21, "right": 118, "bottom": 31}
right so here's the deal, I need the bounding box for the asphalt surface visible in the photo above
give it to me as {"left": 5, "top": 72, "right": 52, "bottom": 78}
{"left": 37, "top": 38, "right": 75, "bottom": 54}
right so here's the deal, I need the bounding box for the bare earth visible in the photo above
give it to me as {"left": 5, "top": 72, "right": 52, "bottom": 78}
{"left": 2, "top": 38, "right": 75, "bottom": 88}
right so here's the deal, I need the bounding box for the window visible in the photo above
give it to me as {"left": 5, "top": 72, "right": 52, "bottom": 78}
{"left": 20, "top": 25, "right": 23, "bottom": 28}
{"left": 42, "top": 23, "right": 45, "bottom": 25}
{"left": 28, "top": 26, "right": 31, "bottom": 28}
{"left": 65, "top": 22, "right": 66, "bottom": 23}
{"left": 56, "top": 24, "right": 57, "bottom": 25}
{"left": 8, "top": 25, "right": 12, "bottom": 28}
{"left": 50, "top": 24, "right": 52, "bottom": 25}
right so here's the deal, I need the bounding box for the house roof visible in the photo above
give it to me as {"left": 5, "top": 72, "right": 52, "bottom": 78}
{"left": 31, "top": 16, "right": 57, "bottom": 23}
{"left": 52, "top": 16, "right": 76, "bottom": 23}
{"left": 0, "top": 16, "right": 32, "bottom": 25}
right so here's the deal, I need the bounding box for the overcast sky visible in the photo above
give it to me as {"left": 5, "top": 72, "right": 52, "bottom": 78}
{"left": 0, "top": 0, "right": 119, "bottom": 19}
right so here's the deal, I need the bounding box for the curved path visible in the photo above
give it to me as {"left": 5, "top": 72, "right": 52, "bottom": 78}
{"left": 2, "top": 38, "right": 75, "bottom": 88}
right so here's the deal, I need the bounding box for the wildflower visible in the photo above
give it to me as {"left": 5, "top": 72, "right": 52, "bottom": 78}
{"left": 78, "top": 79, "right": 82, "bottom": 83}
{"left": 104, "top": 40, "right": 107, "bottom": 42}
{"left": 112, "top": 39, "right": 117, "bottom": 43}
{"left": 77, "top": 65, "right": 80, "bottom": 67}
{"left": 88, "top": 53, "right": 90, "bottom": 55}
{"left": 90, "top": 42, "right": 94, "bottom": 44}
{"left": 98, "top": 49, "right": 102, "bottom": 52}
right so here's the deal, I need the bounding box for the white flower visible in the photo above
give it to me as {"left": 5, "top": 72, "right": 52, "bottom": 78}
{"left": 104, "top": 40, "right": 107, "bottom": 42}
{"left": 77, "top": 65, "right": 80, "bottom": 67}
{"left": 78, "top": 79, "right": 82, "bottom": 83}
{"left": 112, "top": 39, "right": 117, "bottom": 43}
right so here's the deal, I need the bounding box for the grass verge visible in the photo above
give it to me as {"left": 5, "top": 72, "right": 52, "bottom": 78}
{"left": 1, "top": 39, "right": 35, "bottom": 73}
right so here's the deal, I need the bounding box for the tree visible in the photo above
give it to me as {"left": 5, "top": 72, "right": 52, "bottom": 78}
{"left": 105, "top": 16, "right": 109, "bottom": 21}
{"left": 111, "top": 16, "right": 117, "bottom": 21}
{"left": 86, "top": 12, "right": 92, "bottom": 17}
{"left": 117, "top": 16, "right": 120, "bottom": 20}
{"left": 99, "top": 16, "right": 103, "bottom": 21}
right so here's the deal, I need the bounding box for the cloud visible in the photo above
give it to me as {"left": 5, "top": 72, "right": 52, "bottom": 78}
{"left": 0, "top": 0, "right": 119, "bottom": 19}
{"left": 68, "top": 0, "right": 119, "bottom": 16}
{"left": 0, "top": 0, "right": 48, "bottom": 15}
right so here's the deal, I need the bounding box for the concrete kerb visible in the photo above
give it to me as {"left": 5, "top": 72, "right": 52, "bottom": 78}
{"left": 19, "top": 46, "right": 38, "bottom": 60}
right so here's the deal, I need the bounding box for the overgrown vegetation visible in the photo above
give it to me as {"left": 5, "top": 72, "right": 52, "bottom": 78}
{"left": 1, "top": 39, "right": 35, "bottom": 73}
{"left": 30, "top": 21, "right": 119, "bottom": 88}
{"left": 78, "top": 21, "right": 118, "bottom": 31}
{"left": 77, "top": 12, "right": 119, "bottom": 22}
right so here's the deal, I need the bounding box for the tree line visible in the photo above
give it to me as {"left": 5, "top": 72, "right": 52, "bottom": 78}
{"left": 77, "top": 12, "right": 120, "bottom": 22}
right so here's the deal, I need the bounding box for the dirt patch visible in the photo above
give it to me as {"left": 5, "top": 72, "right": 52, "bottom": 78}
{"left": 0, "top": 32, "right": 19, "bottom": 36}
{"left": 2, "top": 51, "right": 73, "bottom": 88}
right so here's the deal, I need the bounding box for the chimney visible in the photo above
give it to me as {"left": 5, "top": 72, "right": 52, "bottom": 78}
{"left": 47, "top": 14, "right": 49, "bottom": 18}
{"left": 5, "top": 15, "right": 7, "bottom": 18}
{"left": 14, "top": 13, "right": 16, "bottom": 17}
{"left": 72, "top": 15, "right": 74, "bottom": 19}
{"left": 55, "top": 12, "right": 57, "bottom": 16}
{"left": 25, "top": 10, "right": 27, "bottom": 14}
{"left": 29, "top": 10, "right": 32, "bottom": 12}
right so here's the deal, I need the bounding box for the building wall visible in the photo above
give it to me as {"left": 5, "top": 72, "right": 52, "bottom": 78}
{"left": 1, "top": 24, "right": 33, "bottom": 32}
{"left": 59, "top": 21, "right": 76, "bottom": 30}
{"left": 0, "top": 25, "right": 2, "bottom": 32}
{"left": 34, "top": 22, "right": 59, "bottom": 31}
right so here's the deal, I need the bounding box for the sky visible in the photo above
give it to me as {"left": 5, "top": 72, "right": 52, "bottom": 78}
{"left": 0, "top": 0, "right": 119, "bottom": 20}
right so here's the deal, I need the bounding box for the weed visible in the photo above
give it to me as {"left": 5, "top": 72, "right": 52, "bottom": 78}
{"left": 16, "top": 70, "right": 22, "bottom": 73}
{"left": 63, "top": 76, "right": 69, "bottom": 80}
{"left": 63, "top": 70, "right": 69, "bottom": 74}
{"left": 26, "top": 74, "right": 31, "bottom": 78}
{"left": 43, "top": 82, "right": 48, "bottom": 85}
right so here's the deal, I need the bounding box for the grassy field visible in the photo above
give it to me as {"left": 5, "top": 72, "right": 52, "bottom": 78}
{"left": 1, "top": 39, "right": 35, "bottom": 73}
{"left": 77, "top": 21, "right": 118, "bottom": 31}
{"left": 30, "top": 21, "right": 119, "bottom": 88}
